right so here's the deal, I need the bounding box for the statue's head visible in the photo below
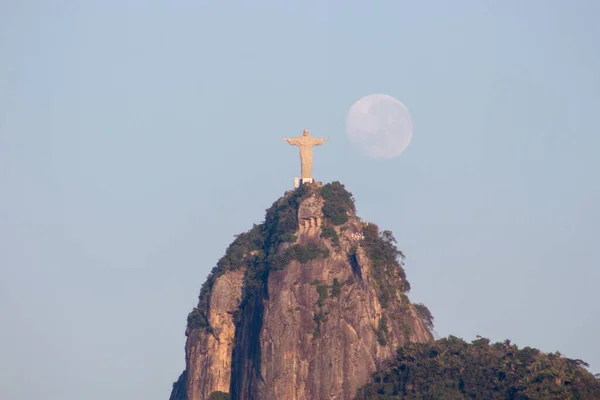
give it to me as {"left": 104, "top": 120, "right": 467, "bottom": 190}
{"left": 303, "top": 129, "right": 309, "bottom": 136}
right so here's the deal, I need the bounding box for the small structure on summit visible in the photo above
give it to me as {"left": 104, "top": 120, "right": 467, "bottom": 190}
{"left": 281, "top": 128, "right": 329, "bottom": 187}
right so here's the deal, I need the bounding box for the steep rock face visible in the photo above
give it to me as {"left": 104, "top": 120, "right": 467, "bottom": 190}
{"left": 184, "top": 269, "right": 244, "bottom": 400}
{"left": 170, "top": 183, "right": 433, "bottom": 400}
{"left": 255, "top": 232, "right": 431, "bottom": 400}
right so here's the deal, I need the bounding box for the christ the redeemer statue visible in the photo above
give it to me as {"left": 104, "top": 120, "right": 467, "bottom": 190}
{"left": 282, "top": 129, "right": 329, "bottom": 182}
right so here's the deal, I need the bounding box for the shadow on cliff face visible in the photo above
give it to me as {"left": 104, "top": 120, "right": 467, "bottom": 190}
{"left": 348, "top": 248, "right": 363, "bottom": 283}
{"left": 230, "top": 286, "right": 265, "bottom": 400}
{"left": 169, "top": 370, "right": 187, "bottom": 400}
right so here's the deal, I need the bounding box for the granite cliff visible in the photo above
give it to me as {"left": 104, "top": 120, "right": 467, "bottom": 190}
{"left": 169, "top": 182, "right": 434, "bottom": 400}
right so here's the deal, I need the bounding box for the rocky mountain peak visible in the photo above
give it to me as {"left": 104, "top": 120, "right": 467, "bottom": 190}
{"left": 169, "top": 182, "right": 433, "bottom": 400}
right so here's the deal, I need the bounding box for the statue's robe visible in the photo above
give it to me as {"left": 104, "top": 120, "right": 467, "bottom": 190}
{"left": 284, "top": 135, "right": 327, "bottom": 179}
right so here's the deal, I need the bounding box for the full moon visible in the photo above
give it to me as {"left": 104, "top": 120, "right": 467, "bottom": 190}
{"left": 345, "top": 94, "right": 413, "bottom": 159}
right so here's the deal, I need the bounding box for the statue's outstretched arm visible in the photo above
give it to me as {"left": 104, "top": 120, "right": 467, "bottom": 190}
{"left": 313, "top": 137, "right": 330, "bottom": 145}
{"left": 282, "top": 138, "right": 301, "bottom": 146}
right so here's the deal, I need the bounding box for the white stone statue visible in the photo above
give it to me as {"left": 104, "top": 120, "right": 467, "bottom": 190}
{"left": 282, "top": 129, "right": 329, "bottom": 180}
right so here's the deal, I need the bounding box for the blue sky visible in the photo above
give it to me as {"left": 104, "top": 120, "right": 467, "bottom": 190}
{"left": 1, "top": 1, "right": 599, "bottom": 399}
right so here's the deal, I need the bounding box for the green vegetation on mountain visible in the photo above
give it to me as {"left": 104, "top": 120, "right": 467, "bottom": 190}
{"left": 413, "top": 303, "right": 434, "bottom": 331}
{"left": 355, "top": 336, "right": 600, "bottom": 400}
{"left": 331, "top": 277, "right": 342, "bottom": 297}
{"left": 320, "top": 181, "right": 355, "bottom": 225}
{"left": 360, "top": 224, "right": 411, "bottom": 309}
{"left": 320, "top": 225, "right": 340, "bottom": 247}
{"left": 377, "top": 316, "right": 389, "bottom": 346}
{"left": 270, "top": 242, "right": 330, "bottom": 271}
{"left": 207, "top": 391, "right": 230, "bottom": 400}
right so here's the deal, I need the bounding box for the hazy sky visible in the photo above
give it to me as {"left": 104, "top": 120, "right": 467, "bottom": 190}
{"left": 1, "top": 1, "right": 599, "bottom": 399}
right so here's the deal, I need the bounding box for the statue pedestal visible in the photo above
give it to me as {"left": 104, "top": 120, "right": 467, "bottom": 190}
{"left": 294, "top": 178, "right": 314, "bottom": 188}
